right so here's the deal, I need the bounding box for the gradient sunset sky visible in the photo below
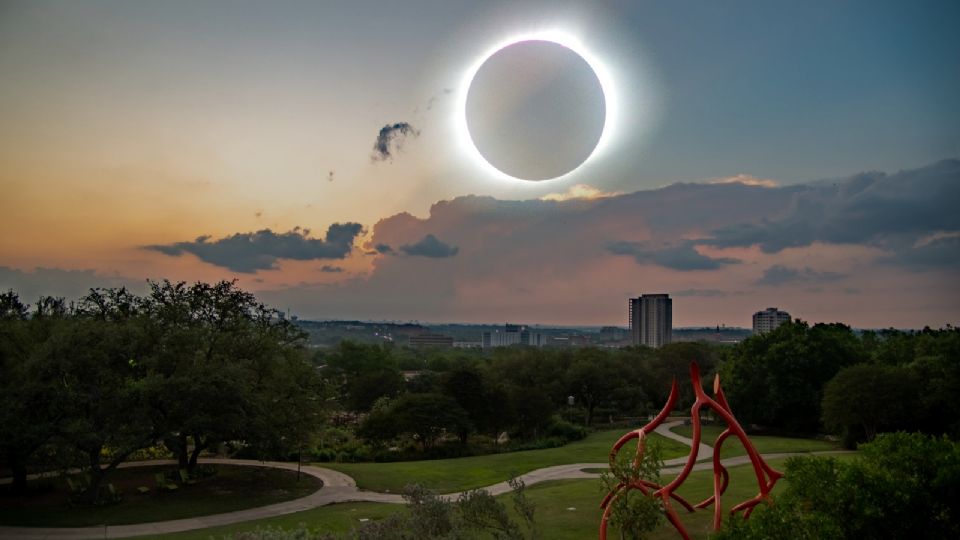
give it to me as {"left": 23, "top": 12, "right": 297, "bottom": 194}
{"left": 1, "top": 0, "right": 958, "bottom": 328}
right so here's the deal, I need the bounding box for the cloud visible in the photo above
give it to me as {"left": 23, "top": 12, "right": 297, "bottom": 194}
{"left": 399, "top": 234, "right": 459, "bottom": 258}
{"left": 708, "top": 174, "right": 778, "bottom": 188}
{"left": 881, "top": 235, "right": 960, "bottom": 270}
{"left": 608, "top": 241, "right": 740, "bottom": 271}
{"left": 146, "top": 223, "right": 363, "bottom": 273}
{"left": 756, "top": 265, "right": 847, "bottom": 286}
{"left": 320, "top": 265, "right": 344, "bottom": 273}
{"left": 706, "top": 159, "right": 960, "bottom": 254}
{"left": 540, "top": 184, "right": 621, "bottom": 202}
{"left": 374, "top": 243, "right": 393, "bottom": 254}
{"left": 371, "top": 122, "right": 419, "bottom": 162}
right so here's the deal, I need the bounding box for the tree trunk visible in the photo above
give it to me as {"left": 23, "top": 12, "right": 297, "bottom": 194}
{"left": 187, "top": 435, "right": 206, "bottom": 472}
{"left": 177, "top": 433, "right": 189, "bottom": 469}
{"left": 86, "top": 449, "right": 105, "bottom": 504}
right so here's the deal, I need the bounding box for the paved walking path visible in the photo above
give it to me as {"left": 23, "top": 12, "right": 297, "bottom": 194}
{"left": 0, "top": 421, "right": 850, "bottom": 540}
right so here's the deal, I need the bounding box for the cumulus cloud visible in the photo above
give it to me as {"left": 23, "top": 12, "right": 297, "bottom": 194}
{"left": 399, "top": 234, "right": 459, "bottom": 258}
{"left": 608, "top": 241, "right": 740, "bottom": 271}
{"left": 320, "top": 265, "right": 344, "bottom": 273}
{"left": 371, "top": 122, "right": 419, "bottom": 162}
{"left": 146, "top": 223, "right": 363, "bottom": 273}
{"left": 756, "top": 265, "right": 847, "bottom": 286}
{"left": 540, "top": 184, "right": 621, "bottom": 201}
{"left": 374, "top": 243, "right": 393, "bottom": 254}
{"left": 706, "top": 159, "right": 960, "bottom": 255}
{"left": 708, "top": 174, "right": 779, "bottom": 188}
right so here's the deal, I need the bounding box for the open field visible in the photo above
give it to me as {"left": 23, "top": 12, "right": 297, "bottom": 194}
{"left": 0, "top": 465, "right": 322, "bottom": 527}
{"left": 321, "top": 429, "right": 690, "bottom": 493}
{"left": 133, "top": 454, "right": 861, "bottom": 540}
{"left": 669, "top": 424, "right": 839, "bottom": 459}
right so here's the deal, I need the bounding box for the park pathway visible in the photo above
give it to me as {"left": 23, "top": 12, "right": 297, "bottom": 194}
{"left": 0, "top": 421, "right": 850, "bottom": 540}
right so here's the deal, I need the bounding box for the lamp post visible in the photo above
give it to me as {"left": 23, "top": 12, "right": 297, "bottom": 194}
{"left": 567, "top": 395, "right": 575, "bottom": 423}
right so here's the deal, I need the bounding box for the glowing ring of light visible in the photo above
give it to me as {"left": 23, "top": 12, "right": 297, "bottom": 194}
{"left": 456, "top": 30, "right": 618, "bottom": 183}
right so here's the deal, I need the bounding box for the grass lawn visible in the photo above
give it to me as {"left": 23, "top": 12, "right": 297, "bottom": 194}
{"left": 134, "top": 455, "right": 862, "bottom": 540}
{"left": 0, "top": 465, "right": 322, "bottom": 527}
{"left": 132, "top": 502, "right": 402, "bottom": 540}
{"left": 669, "top": 424, "right": 839, "bottom": 459}
{"left": 321, "top": 429, "right": 690, "bottom": 493}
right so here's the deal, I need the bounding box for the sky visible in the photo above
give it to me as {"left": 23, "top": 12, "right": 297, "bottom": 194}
{"left": 1, "top": 0, "right": 958, "bottom": 328}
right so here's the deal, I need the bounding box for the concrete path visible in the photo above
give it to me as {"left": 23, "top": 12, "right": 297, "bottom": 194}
{"left": 0, "top": 422, "right": 849, "bottom": 539}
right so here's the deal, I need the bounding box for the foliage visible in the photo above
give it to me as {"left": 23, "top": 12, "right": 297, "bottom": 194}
{"left": 0, "top": 281, "right": 324, "bottom": 503}
{"left": 715, "top": 432, "right": 960, "bottom": 540}
{"left": 821, "top": 363, "right": 918, "bottom": 447}
{"left": 722, "top": 321, "right": 864, "bottom": 433}
{"left": 599, "top": 439, "right": 664, "bottom": 540}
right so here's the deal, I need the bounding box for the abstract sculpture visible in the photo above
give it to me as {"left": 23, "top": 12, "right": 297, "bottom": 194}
{"left": 599, "top": 362, "right": 782, "bottom": 540}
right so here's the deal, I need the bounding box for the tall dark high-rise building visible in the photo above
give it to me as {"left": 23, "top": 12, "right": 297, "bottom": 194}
{"left": 629, "top": 294, "right": 672, "bottom": 348}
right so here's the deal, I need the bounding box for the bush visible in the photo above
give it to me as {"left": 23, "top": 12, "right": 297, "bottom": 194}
{"left": 544, "top": 417, "right": 588, "bottom": 442}
{"left": 715, "top": 432, "right": 960, "bottom": 540}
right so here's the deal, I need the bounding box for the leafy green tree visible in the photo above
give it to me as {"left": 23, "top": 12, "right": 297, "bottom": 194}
{"left": 722, "top": 321, "right": 862, "bottom": 433}
{"left": 54, "top": 288, "right": 161, "bottom": 502}
{"left": 360, "top": 393, "right": 471, "bottom": 450}
{"left": 821, "top": 363, "right": 919, "bottom": 446}
{"left": 323, "top": 341, "right": 404, "bottom": 411}
{"left": 0, "top": 292, "right": 65, "bottom": 494}
{"left": 599, "top": 439, "right": 664, "bottom": 540}
{"left": 716, "top": 432, "right": 960, "bottom": 540}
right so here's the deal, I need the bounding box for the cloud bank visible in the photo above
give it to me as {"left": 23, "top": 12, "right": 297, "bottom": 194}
{"left": 146, "top": 223, "right": 363, "bottom": 273}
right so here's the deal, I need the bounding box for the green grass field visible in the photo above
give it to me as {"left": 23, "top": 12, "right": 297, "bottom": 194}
{"left": 321, "top": 429, "right": 690, "bottom": 493}
{"left": 133, "top": 454, "right": 861, "bottom": 540}
{"left": 669, "top": 424, "right": 839, "bottom": 459}
{"left": 0, "top": 465, "right": 322, "bottom": 527}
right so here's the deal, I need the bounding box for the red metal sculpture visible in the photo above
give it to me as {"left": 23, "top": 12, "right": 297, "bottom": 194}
{"left": 599, "top": 362, "right": 782, "bottom": 540}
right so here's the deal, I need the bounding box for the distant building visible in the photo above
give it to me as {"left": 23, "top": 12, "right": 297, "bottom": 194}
{"left": 482, "top": 324, "right": 546, "bottom": 349}
{"left": 752, "top": 307, "right": 791, "bottom": 334}
{"left": 408, "top": 333, "right": 454, "bottom": 348}
{"left": 629, "top": 294, "right": 672, "bottom": 348}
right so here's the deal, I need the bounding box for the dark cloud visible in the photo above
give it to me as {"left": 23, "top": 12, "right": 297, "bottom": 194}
{"left": 374, "top": 243, "right": 393, "bottom": 254}
{"left": 371, "top": 122, "right": 419, "bottom": 162}
{"left": 145, "top": 223, "right": 363, "bottom": 273}
{"left": 706, "top": 159, "right": 960, "bottom": 255}
{"left": 880, "top": 235, "right": 960, "bottom": 270}
{"left": 756, "top": 265, "right": 847, "bottom": 286}
{"left": 320, "top": 265, "right": 344, "bottom": 273}
{"left": 608, "top": 241, "right": 740, "bottom": 271}
{"left": 399, "top": 234, "right": 459, "bottom": 258}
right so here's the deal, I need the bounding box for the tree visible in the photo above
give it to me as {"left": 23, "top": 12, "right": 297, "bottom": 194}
{"left": 722, "top": 321, "right": 862, "bottom": 433}
{"left": 0, "top": 293, "right": 65, "bottom": 494}
{"left": 360, "top": 393, "right": 471, "bottom": 450}
{"left": 715, "top": 432, "right": 960, "bottom": 540}
{"left": 821, "top": 363, "right": 918, "bottom": 447}
{"left": 54, "top": 288, "right": 161, "bottom": 502}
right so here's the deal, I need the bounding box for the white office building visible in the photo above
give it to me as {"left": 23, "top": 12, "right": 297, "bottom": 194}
{"left": 629, "top": 294, "right": 672, "bottom": 348}
{"left": 752, "top": 307, "right": 791, "bottom": 334}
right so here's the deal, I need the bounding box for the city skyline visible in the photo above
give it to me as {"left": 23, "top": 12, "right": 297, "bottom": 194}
{"left": 2, "top": 1, "right": 958, "bottom": 329}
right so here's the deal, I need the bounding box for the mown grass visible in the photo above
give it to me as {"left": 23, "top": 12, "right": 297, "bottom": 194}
{"left": 321, "top": 429, "right": 690, "bottom": 493}
{"left": 0, "top": 465, "right": 321, "bottom": 527}
{"left": 669, "top": 424, "right": 839, "bottom": 459}
{"left": 135, "top": 454, "right": 861, "bottom": 540}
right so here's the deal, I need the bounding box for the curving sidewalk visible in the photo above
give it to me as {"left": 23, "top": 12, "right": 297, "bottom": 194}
{"left": 0, "top": 421, "right": 851, "bottom": 540}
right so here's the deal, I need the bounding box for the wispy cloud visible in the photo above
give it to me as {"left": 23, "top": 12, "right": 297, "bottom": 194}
{"left": 540, "top": 184, "right": 621, "bottom": 202}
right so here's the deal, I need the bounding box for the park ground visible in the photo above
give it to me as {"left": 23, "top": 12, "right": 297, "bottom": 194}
{"left": 0, "top": 422, "right": 845, "bottom": 540}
